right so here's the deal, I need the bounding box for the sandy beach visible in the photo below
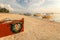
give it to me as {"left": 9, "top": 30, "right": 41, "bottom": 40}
{"left": 0, "top": 13, "right": 60, "bottom": 40}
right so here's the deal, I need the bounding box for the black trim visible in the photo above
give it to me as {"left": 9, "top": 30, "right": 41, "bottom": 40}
{"left": 10, "top": 22, "right": 22, "bottom": 33}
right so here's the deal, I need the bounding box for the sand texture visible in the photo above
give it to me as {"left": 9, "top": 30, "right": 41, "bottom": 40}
{"left": 0, "top": 13, "right": 60, "bottom": 40}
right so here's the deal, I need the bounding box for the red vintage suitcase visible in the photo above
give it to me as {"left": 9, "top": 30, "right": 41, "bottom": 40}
{"left": 0, "top": 18, "right": 24, "bottom": 38}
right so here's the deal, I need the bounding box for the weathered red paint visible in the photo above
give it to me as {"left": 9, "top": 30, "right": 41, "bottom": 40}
{"left": 0, "top": 18, "right": 24, "bottom": 38}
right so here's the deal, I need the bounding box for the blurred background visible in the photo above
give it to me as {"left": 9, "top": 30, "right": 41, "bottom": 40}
{"left": 0, "top": 0, "right": 60, "bottom": 22}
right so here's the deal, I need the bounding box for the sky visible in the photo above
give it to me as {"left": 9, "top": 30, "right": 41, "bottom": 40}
{"left": 0, "top": 0, "right": 60, "bottom": 13}
{"left": 0, "top": 0, "right": 60, "bottom": 22}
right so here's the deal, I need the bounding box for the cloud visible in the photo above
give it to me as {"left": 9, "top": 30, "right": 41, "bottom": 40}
{"left": 0, "top": 0, "right": 60, "bottom": 13}
{"left": 23, "top": 0, "right": 46, "bottom": 13}
{"left": 0, "top": 0, "right": 46, "bottom": 13}
{"left": 0, "top": 3, "right": 14, "bottom": 11}
{"left": 16, "top": 0, "right": 46, "bottom": 13}
{"left": 26, "top": 0, "right": 60, "bottom": 13}
{"left": 16, "top": 0, "right": 45, "bottom": 7}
